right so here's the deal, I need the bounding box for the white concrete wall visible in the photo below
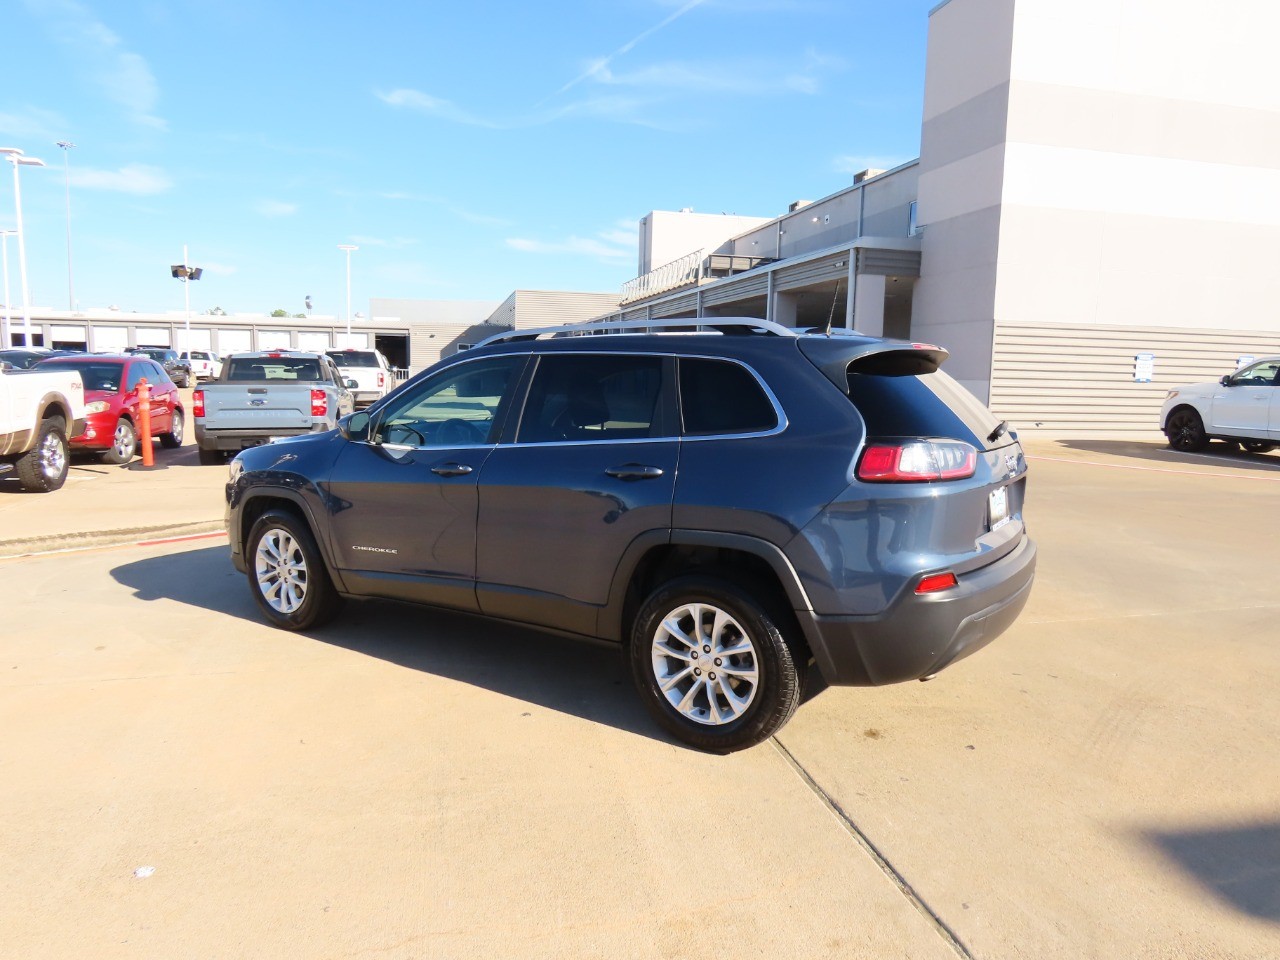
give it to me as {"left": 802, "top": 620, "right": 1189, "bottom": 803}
{"left": 995, "top": 0, "right": 1280, "bottom": 336}
{"left": 912, "top": 0, "right": 1016, "bottom": 402}
{"left": 639, "top": 211, "right": 771, "bottom": 274}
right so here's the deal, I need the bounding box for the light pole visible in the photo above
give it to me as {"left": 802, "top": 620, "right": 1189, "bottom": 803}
{"left": 170, "top": 246, "right": 202, "bottom": 354}
{"left": 0, "top": 228, "right": 14, "bottom": 348}
{"left": 337, "top": 244, "right": 358, "bottom": 343}
{"left": 1, "top": 147, "right": 47, "bottom": 347}
{"left": 56, "top": 141, "right": 75, "bottom": 311}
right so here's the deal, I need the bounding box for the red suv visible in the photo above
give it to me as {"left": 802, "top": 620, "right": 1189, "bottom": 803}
{"left": 35, "top": 355, "right": 185, "bottom": 463}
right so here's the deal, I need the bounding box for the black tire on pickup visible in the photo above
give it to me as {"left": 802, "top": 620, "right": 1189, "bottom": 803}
{"left": 197, "top": 446, "right": 224, "bottom": 465}
{"left": 16, "top": 416, "right": 69, "bottom": 493}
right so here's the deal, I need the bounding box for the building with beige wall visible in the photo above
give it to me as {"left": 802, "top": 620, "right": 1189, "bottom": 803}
{"left": 608, "top": 0, "right": 1280, "bottom": 433}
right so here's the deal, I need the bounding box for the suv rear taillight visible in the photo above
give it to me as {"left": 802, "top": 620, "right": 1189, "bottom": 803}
{"left": 856, "top": 440, "right": 977, "bottom": 482}
{"left": 193, "top": 389, "right": 205, "bottom": 418}
{"left": 311, "top": 389, "right": 327, "bottom": 417}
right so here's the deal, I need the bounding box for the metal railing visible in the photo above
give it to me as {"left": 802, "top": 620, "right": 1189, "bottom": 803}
{"left": 620, "top": 249, "right": 775, "bottom": 304}
{"left": 620, "top": 249, "right": 705, "bottom": 303}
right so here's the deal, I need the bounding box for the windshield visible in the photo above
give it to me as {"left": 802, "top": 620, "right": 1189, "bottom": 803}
{"left": 41, "top": 360, "right": 123, "bottom": 393}
{"left": 326, "top": 350, "right": 379, "bottom": 367}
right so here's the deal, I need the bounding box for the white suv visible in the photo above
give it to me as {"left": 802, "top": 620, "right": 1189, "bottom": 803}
{"left": 1161, "top": 356, "right": 1280, "bottom": 454}
{"left": 325, "top": 349, "right": 393, "bottom": 408}
{"left": 182, "top": 350, "right": 223, "bottom": 381}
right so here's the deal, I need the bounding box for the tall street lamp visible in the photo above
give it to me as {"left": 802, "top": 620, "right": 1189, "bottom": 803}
{"left": 170, "top": 245, "right": 203, "bottom": 353}
{"left": 337, "top": 244, "right": 358, "bottom": 342}
{"left": 1, "top": 147, "right": 47, "bottom": 347}
{"left": 56, "top": 140, "right": 75, "bottom": 311}
{"left": 0, "top": 228, "right": 15, "bottom": 348}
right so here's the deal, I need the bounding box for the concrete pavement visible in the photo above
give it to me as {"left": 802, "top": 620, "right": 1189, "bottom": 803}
{"left": 1, "top": 436, "right": 1278, "bottom": 958}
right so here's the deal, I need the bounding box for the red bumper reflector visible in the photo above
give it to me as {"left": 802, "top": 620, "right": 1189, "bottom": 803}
{"left": 916, "top": 572, "right": 958, "bottom": 594}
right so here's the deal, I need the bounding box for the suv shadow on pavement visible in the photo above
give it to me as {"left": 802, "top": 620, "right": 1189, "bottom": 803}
{"left": 110, "top": 544, "right": 668, "bottom": 744}
{"left": 1055, "top": 438, "right": 1280, "bottom": 471}
{"left": 1143, "top": 819, "right": 1280, "bottom": 922}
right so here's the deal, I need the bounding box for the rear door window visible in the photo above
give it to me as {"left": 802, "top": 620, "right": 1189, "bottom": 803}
{"left": 517, "top": 354, "right": 668, "bottom": 443}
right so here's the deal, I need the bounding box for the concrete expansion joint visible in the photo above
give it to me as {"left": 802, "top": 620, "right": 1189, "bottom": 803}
{"left": 770, "top": 737, "right": 976, "bottom": 960}
{"left": 0, "top": 520, "right": 225, "bottom": 560}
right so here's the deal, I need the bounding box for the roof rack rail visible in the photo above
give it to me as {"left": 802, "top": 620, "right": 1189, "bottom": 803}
{"left": 474, "top": 317, "right": 799, "bottom": 349}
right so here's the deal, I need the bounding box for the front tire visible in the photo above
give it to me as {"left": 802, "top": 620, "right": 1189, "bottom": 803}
{"left": 245, "top": 509, "right": 343, "bottom": 631}
{"left": 102, "top": 417, "right": 137, "bottom": 464}
{"left": 629, "top": 576, "right": 804, "bottom": 753}
{"left": 1165, "top": 408, "right": 1208, "bottom": 452}
{"left": 16, "top": 417, "right": 69, "bottom": 492}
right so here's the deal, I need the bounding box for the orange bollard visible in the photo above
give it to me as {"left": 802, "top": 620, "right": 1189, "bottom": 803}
{"left": 137, "top": 377, "right": 154, "bottom": 467}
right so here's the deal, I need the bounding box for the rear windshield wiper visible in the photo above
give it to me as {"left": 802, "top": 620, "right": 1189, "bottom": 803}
{"left": 987, "top": 420, "right": 1009, "bottom": 443}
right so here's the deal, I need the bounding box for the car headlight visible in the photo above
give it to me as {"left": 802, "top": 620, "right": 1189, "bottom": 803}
{"left": 85, "top": 400, "right": 110, "bottom": 413}
{"left": 228, "top": 456, "right": 244, "bottom": 484}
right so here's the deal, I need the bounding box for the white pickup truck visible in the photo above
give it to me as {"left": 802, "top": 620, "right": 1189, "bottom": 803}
{"left": 325, "top": 348, "right": 395, "bottom": 409}
{"left": 0, "top": 361, "right": 87, "bottom": 492}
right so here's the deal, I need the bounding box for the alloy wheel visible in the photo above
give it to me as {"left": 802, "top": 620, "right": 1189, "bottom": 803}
{"left": 650, "top": 602, "right": 760, "bottom": 725}
{"left": 255, "top": 527, "right": 310, "bottom": 614}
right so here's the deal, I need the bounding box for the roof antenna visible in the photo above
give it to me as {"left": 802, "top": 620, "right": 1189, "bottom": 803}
{"left": 823, "top": 279, "right": 841, "bottom": 337}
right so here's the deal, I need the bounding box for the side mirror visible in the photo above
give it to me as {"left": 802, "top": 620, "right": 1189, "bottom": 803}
{"left": 1220, "top": 375, "right": 1233, "bottom": 386}
{"left": 339, "top": 411, "right": 371, "bottom": 442}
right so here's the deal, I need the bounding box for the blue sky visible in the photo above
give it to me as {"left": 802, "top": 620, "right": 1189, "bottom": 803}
{"left": 1, "top": 0, "right": 935, "bottom": 317}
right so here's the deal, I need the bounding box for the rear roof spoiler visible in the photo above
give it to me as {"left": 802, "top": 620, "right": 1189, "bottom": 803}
{"left": 797, "top": 339, "right": 950, "bottom": 393}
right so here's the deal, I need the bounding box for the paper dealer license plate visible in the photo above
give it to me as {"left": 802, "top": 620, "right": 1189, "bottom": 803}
{"left": 989, "top": 486, "right": 1011, "bottom": 531}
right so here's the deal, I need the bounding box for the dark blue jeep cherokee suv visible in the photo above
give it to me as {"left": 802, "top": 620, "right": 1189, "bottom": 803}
{"left": 225, "top": 318, "right": 1036, "bottom": 751}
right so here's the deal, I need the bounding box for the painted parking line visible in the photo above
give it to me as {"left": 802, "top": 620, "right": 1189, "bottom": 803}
{"left": 1027, "top": 454, "right": 1280, "bottom": 482}
{"left": 0, "top": 529, "right": 227, "bottom": 562}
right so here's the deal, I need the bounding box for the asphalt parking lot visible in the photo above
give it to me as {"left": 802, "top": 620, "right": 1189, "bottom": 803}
{"left": 1, "top": 434, "right": 1278, "bottom": 959}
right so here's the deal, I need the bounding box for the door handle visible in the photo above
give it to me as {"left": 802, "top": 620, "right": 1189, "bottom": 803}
{"left": 605, "top": 463, "right": 664, "bottom": 480}
{"left": 431, "top": 462, "right": 473, "bottom": 477}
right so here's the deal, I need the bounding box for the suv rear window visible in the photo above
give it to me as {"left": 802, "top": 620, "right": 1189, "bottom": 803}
{"left": 327, "top": 350, "right": 380, "bottom": 367}
{"left": 679, "top": 358, "right": 777, "bottom": 435}
{"left": 845, "top": 368, "right": 1004, "bottom": 448}
{"left": 227, "top": 357, "right": 323, "bottom": 381}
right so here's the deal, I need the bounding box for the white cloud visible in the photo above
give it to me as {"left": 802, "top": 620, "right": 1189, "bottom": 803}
{"left": 376, "top": 89, "right": 497, "bottom": 128}
{"left": 505, "top": 230, "right": 633, "bottom": 263}
{"left": 72, "top": 164, "right": 172, "bottom": 195}
{"left": 255, "top": 200, "right": 298, "bottom": 217}
{"left": 0, "top": 106, "right": 69, "bottom": 141}
{"left": 24, "top": 0, "right": 164, "bottom": 128}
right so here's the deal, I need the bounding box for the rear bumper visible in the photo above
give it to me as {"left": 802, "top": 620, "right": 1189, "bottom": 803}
{"left": 805, "top": 535, "right": 1037, "bottom": 686}
{"left": 196, "top": 422, "right": 328, "bottom": 451}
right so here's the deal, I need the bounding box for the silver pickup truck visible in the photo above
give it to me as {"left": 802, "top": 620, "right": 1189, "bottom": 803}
{"left": 193, "top": 351, "right": 355, "bottom": 464}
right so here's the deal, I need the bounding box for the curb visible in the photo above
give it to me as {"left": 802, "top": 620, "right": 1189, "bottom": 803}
{"left": 0, "top": 520, "right": 226, "bottom": 560}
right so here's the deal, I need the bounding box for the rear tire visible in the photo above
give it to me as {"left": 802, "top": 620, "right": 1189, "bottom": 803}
{"left": 245, "top": 509, "right": 344, "bottom": 631}
{"left": 159, "top": 408, "right": 185, "bottom": 449}
{"left": 1241, "top": 441, "right": 1276, "bottom": 454}
{"left": 198, "top": 446, "right": 224, "bottom": 466}
{"left": 16, "top": 417, "right": 69, "bottom": 493}
{"left": 629, "top": 575, "right": 804, "bottom": 753}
